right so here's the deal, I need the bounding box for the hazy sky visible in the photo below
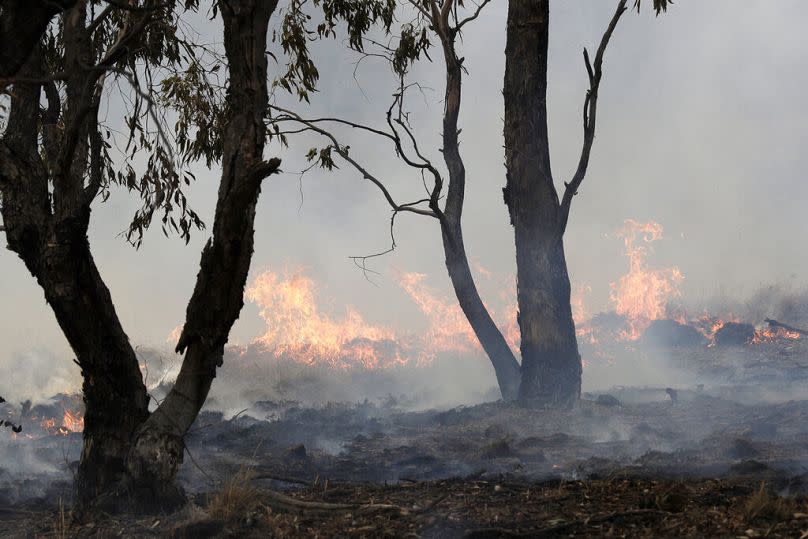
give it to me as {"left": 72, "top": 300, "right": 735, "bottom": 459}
{"left": 2, "top": 1, "right": 807, "bottom": 396}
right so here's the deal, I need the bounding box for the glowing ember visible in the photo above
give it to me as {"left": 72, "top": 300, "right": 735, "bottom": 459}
{"left": 608, "top": 220, "right": 684, "bottom": 340}
{"left": 750, "top": 327, "right": 801, "bottom": 344}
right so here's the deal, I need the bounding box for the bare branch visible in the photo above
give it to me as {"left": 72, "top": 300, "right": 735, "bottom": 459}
{"left": 456, "top": 0, "right": 492, "bottom": 32}
{"left": 269, "top": 106, "right": 437, "bottom": 219}
{"left": 558, "top": 0, "right": 628, "bottom": 233}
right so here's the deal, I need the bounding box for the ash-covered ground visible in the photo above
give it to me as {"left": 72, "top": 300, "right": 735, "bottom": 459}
{"left": 3, "top": 332, "right": 808, "bottom": 508}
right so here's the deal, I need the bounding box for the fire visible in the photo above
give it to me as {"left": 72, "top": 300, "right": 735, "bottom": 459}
{"left": 61, "top": 409, "right": 84, "bottom": 433}
{"left": 750, "top": 327, "right": 801, "bottom": 344}
{"left": 608, "top": 220, "right": 684, "bottom": 340}
{"left": 246, "top": 269, "right": 411, "bottom": 369}
{"left": 38, "top": 408, "right": 84, "bottom": 436}
{"left": 397, "top": 272, "right": 482, "bottom": 356}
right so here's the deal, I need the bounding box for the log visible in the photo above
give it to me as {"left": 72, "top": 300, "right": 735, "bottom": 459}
{"left": 765, "top": 318, "right": 808, "bottom": 336}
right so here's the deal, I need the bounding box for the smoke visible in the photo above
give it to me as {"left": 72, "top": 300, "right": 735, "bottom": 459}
{"left": 1, "top": 349, "right": 80, "bottom": 405}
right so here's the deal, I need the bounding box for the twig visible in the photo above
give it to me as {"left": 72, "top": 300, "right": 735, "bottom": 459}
{"left": 464, "top": 509, "right": 670, "bottom": 538}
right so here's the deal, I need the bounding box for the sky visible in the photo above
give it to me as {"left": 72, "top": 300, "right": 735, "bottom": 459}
{"left": 2, "top": 1, "right": 807, "bottom": 399}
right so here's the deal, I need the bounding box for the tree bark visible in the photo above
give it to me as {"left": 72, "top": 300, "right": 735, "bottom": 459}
{"left": 0, "top": 0, "right": 75, "bottom": 79}
{"left": 503, "top": 0, "right": 581, "bottom": 406}
{"left": 441, "top": 223, "right": 521, "bottom": 400}
{"left": 124, "top": 0, "right": 280, "bottom": 502}
{"left": 431, "top": 6, "right": 521, "bottom": 401}
{"left": 0, "top": 49, "right": 149, "bottom": 503}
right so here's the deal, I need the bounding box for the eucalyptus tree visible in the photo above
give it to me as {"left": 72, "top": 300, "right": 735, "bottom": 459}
{"left": 0, "top": 0, "right": 400, "bottom": 509}
{"left": 504, "top": 0, "right": 668, "bottom": 405}
{"left": 271, "top": 0, "right": 668, "bottom": 405}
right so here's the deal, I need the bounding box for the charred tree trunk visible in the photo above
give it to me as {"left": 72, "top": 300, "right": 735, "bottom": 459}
{"left": 441, "top": 222, "right": 521, "bottom": 400}
{"left": 503, "top": 0, "right": 581, "bottom": 406}
{"left": 0, "top": 0, "right": 76, "bottom": 79}
{"left": 503, "top": 0, "right": 627, "bottom": 406}
{"left": 432, "top": 5, "right": 521, "bottom": 401}
{"left": 0, "top": 49, "right": 149, "bottom": 503}
{"left": 124, "top": 0, "right": 280, "bottom": 503}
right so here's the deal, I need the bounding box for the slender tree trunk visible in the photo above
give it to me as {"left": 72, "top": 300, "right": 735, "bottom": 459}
{"left": 0, "top": 51, "right": 149, "bottom": 503}
{"left": 503, "top": 0, "right": 581, "bottom": 406}
{"left": 441, "top": 222, "right": 521, "bottom": 400}
{"left": 124, "top": 0, "right": 280, "bottom": 502}
{"left": 429, "top": 8, "right": 521, "bottom": 401}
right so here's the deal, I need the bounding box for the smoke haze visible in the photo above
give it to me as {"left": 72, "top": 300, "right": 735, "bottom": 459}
{"left": 2, "top": 1, "right": 807, "bottom": 402}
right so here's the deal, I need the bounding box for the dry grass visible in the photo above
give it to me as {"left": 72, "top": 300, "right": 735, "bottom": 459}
{"left": 743, "top": 482, "right": 794, "bottom": 523}
{"left": 206, "top": 466, "right": 261, "bottom": 521}
{"left": 48, "top": 497, "right": 68, "bottom": 539}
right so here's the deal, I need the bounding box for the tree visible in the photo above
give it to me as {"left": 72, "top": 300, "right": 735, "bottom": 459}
{"left": 272, "top": 0, "right": 666, "bottom": 405}
{"left": 271, "top": 0, "right": 523, "bottom": 400}
{"left": 504, "top": 0, "right": 666, "bottom": 405}
{"left": 0, "top": 0, "right": 409, "bottom": 509}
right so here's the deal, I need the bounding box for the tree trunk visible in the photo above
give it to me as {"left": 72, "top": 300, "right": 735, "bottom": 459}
{"left": 430, "top": 8, "right": 521, "bottom": 401}
{"left": 124, "top": 0, "right": 280, "bottom": 504}
{"left": 512, "top": 230, "right": 581, "bottom": 405}
{"left": 0, "top": 0, "right": 75, "bottom": 79}
{"left": 0, "top": 51, "right": 149, "bottom": 504}
{"left": 441, "top": 223, "right": 521, "bottom": 400}
{"left": 503, "top": 0, "right": 581, "bottom": 406}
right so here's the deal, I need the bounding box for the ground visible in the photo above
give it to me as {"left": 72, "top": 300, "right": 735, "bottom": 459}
{"left": 2, "top": 477, "right": 807, "bottom": 537}
{"left": 2, "top": 338, "right": 808, "bottom": 537}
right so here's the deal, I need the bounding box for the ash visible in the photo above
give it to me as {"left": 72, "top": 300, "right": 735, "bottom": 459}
{"left": 3, "top": 333, "right": 808, "bottom": 513}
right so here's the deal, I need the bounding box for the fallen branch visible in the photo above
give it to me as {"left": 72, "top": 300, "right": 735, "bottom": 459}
{"left": 463, "top": 509, "right": 670, "bottom": 538}
{"left": 765, "top": 318, "right": 808, "bottom": 336}
{"left": 251, "top": 472, "right": 313, "bottom": 487}
{"left": 261, "top": 489, "right": 402, "bottom": 516}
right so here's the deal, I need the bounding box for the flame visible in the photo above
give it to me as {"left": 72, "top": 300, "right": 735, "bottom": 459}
{"left": 750, "top": 327, "right": 801, "bottom": 344}
{"left": 608, "top": 220, "right": 684, "bottom": 340}
{"left": 397, "top": 271, "right": 521, "bottom": 357}
{"left": 397, "top": 272, "right": 482, "bottom": 356}
{"left": 571, "top": 284, "right": 592, "bottom": 325}
{"left": 246, "top": 269, "right": 411, "bottom": 369}
{"left": 61, "top": 409, "right": 84, "bottom": 433}
{"left": 38, "top": 407, "right": 84, "bottom": 436}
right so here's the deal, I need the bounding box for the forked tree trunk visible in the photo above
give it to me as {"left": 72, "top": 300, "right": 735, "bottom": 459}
{"left": 124, "top": 0, "right": 280, "bottom": 503}
{"left": 503, "top": 0, "right": 582, "bottom": 406}
{"left": 0, "top": 51, "right": 149, "bottom": 503}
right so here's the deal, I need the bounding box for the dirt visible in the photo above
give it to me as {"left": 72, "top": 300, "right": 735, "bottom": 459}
{"left": 3, "top": 477, "right": 808, "bottom": 538}
{"left": 2, "top": 336, "right": 808, "bottom": 536}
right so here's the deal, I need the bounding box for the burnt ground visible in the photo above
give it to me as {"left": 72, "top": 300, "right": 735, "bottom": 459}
{"left": 2, "top": 338, "right": 808, "bottom": 537}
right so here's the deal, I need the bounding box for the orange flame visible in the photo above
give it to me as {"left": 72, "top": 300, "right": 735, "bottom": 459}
{"left": 246, "top": 269, "right": 411, "bottom": 369}
{"left": 38, "top": 408, "right": 84, "bottom": 436}
{"left": 751, "top": 327, "right": 801, "bottom": 344}
{"left": 608, "top": 220, "right": 684, "bottom": 340}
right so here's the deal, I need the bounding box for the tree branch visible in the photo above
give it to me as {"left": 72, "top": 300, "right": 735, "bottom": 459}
{"left": 269, "top": 105, "right": 437, "bottom": 219}
{"left": 558, "top": 0, "right": 628, "bottom": 234}
{"left": 456, "top": 0, "right": 492, "bottom": 32}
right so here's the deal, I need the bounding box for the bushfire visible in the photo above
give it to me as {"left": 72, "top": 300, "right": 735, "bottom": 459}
{"left": 244, "top": 219, "right": 800, "bottom": 372}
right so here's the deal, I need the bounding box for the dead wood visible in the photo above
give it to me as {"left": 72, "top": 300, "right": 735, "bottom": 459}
{"left": 765, "top": 318, "right": 808, "bottom": 336}
{"left": 463, "top": 508, "right": 671, "bottom": 538}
